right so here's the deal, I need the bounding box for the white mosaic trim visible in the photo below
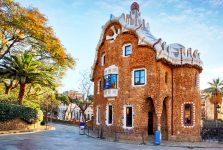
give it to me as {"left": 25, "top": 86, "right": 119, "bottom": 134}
{"left": 181, "top": 102, "right": 195, "bottom": 128}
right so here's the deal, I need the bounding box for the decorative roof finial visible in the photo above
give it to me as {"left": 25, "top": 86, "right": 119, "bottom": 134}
{"left": 131, "top": 2, "right": 139, "bottom": 11}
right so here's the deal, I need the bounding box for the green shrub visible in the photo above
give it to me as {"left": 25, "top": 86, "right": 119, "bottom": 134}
{"left": 0, "top": 103, "right": 43, "bottom": 124}
{"left": 23, "top": 100, "right": 41, "bottom": 109}
{"left": 0, "top": 94, "right": 18, "bottom": 104}
{"left": 36, "top": 108, "right": 43, "bottom": 122}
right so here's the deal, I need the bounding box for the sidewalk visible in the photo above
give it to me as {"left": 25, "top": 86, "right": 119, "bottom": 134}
{"left": 85, "top": 129, "right": 223, "bottom": 148}
{"left": 0, "top": 125, "right": 55, "bottom": 136}
{"left": 160, "top": 140, "right": 223, "bottom": 148}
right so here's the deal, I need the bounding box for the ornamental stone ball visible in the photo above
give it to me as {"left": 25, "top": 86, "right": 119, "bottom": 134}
{"left": 131, "top": 2, "right": 139, "bottom": 11}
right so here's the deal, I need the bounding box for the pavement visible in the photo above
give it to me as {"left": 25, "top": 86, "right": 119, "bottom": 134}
{"left": 0, "top": 123, "right": 222, "bottom": 150}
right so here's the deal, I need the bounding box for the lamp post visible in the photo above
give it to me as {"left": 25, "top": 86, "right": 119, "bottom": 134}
{"left": 210, "top": 90, "right": 222, "bottom": 120}
{"left": 216, "top": 105, "right": 221, "bottom": 119}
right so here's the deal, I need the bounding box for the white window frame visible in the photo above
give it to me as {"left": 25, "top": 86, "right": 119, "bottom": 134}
{"left": 96, "top": 106, "right": 100, "bottom": 125}
{"left": 181, "top": 102, "right": 195, "bottom": 128}
{"left": 123, "top": 105, "right": 134, "bottom": 129}
{"left": 106, "top": 104, "right": 113, "bottom": 126}
{"left": 97, "top": 79, "right": 101, "bottom": 94}
{"left": 132, "top": 68, "right": 147, "bottom": 87}
{"left": 122, "top": 43, "right": 132, "bottom": 57}
{"left": 101, "top": 54, "right": 105, "bottom": 66}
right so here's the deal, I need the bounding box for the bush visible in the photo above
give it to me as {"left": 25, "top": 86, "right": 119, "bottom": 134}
{"left": 0, "top": 103, "right": 42, "bottom": 124}
{"left": 23, "top": 100, "right": 41, "bottom": 109}
{"left": 36, "top": 108, "right": 43, "bottom": 122}
{"left": 0, "top": 94, "right": 18, "bottom": 104}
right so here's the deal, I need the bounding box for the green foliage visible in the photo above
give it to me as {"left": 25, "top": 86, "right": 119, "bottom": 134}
{"left": 0, "top": 52, "right": 57, "bottom": 104}
{"left": 36, "top": 108, "right": 43, "bottom": 122}
{"left": 56, "top": 93, "right": 69, "bottom": 105}
{"left": 0, "top": 103, "right": 42, "bottom": 123}
{"left": 23, "top": 100, "right": 41, "bottom": 110}
{"left": 0, "top": 0, "right": 75, "bottom": 68}
{"left": 204, "top": 78, "right": 223, "bottom": 94}
{"left": 0, "top": 94, "right": 18, "bottom": 104}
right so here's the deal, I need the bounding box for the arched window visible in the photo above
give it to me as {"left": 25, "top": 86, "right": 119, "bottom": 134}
{"left": 101, "top": 54, "right": 105, "bottom": 66}
{"left": 165, "top": 72, "right": 168, "bottom": 84}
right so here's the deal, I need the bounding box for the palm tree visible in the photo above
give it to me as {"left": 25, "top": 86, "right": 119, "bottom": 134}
{"left": 0, "top": 52, "right": 56, "bottom": 105}
{"left": 204, "top": 78, "right": 223, "bottom": 120}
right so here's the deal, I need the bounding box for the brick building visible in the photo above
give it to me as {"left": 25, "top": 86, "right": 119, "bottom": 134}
{"left": 58, "top": 90, "right": 93, "bottom": 121}
{"left": 201, "top": 91, "right": 223, "bottom": 121}
{"left": 91, "top": 2, "right": 203, "bottom": 142}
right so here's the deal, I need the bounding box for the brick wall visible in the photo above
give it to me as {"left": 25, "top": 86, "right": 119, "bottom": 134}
{"left": 0, "top": 118, "right": 41, "bottom": 131}
{"left": 92, "top": 22, "right": 202, "bottom": 142}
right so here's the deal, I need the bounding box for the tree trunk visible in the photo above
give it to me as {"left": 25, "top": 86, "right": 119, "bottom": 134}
{"left": 214, "top": 104, "right": 217, "bottom": 120}
{"left": 63, "top": 107, "right": 68, "bottom": 121}
{"left": 70, "top": 108, "right": 75, "bottom": 121}
{"left": 80, "top": 109, "right": 86, "bottom": 123}
{"left": 5, "top": 86, "right": 11, "bottom": 95}
{"left": 18, "top": 83, "right": 26, "bottom": 105}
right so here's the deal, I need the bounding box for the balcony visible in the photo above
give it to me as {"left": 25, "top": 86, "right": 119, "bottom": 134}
{"left": 104, "top": 89, "right": 118, "bottom": 98}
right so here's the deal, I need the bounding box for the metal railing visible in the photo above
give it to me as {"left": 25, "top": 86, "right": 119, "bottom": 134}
{"left": 201, "top": 120, "right": 223, "bottom": 143}
{"left": 84, "top": 125, "right": 147, "bottom": 144}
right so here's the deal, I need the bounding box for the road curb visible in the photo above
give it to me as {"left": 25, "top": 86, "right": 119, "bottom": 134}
{"left": 0, "top": 126, "right": 55, "bottom": 136}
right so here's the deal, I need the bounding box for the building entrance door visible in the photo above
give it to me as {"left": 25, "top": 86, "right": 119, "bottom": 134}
{"left": 148, "top": 112, "right": 153, "bottom": 135}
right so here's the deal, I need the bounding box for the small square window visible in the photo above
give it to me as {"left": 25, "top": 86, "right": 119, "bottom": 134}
{"left": 104, "top": 74, "right": 118, "bottom": 89}
{"left": 134, "top": 70, "right": 145, "bottom": 85}
{"left": 125, "top": 45, "right": 132, "bottom": 56}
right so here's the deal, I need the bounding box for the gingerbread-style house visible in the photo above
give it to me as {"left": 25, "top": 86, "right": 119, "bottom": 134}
{"left": 91, "top": 2, "right": 203, "bottom": 142}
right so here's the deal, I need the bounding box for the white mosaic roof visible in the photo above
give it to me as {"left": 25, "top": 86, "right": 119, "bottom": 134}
{"left": 91, "top": 3, "right": 203, "bottom": 79}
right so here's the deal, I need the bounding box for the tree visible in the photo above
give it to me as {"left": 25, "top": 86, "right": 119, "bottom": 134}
{"left": 1, "top": 79, "right": 18, "bottom": 95}
{"left": 68, "top": 72, "right": 93, "bottom": 123}
{"left": 56, "top": 93, "right": 71, "bottom": 120}
{"left": 0, "top": 0, "right": 74, "bottom": 68}
{"left": 0, "top": 52, "right": 56, "bottom": 105}
{"left": 204, "top": 78, "right": 223, "bottom": 120}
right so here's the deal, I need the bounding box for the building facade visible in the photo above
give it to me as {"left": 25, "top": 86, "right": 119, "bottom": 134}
{"left": 201, "top": 91, "right": 223, "bottom": 121}
{"left": 58, "top": 90, "right": 93, "bottom": 121}
{"left": 91, "top": 2, "right": 203, "bottom": 142}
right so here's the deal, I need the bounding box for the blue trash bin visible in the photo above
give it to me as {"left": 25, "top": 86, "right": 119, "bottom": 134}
{"left": 154, "top": 130, "right": 160, "bottom": 145}
{"left": 79, "top": 122, "right": 85, "bottom": 135}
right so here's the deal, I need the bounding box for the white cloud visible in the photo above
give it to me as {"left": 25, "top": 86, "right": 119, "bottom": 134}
{"left": 200, "top": 66, "right": 223, "bottom": 89}
{"left": 208, "top": 0, "right": 223, "bottom": 7}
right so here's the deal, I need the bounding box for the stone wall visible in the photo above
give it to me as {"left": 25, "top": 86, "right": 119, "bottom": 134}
{"left": 0, "top": 118, "right": 41, "bottom": 131}
{"left": 171, "top": 67, "right": 201, "bottom": 142}
{"left": 92, "top": 22, "right": 202, "bottom": 142}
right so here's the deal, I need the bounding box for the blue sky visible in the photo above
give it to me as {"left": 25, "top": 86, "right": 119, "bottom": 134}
{"left": 15, "top": 0, "right": 223, "bottom": 92}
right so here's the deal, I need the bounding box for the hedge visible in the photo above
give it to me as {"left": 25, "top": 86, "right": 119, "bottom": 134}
{"left": 0, "top": 103, "right": 43, "bottom": 124}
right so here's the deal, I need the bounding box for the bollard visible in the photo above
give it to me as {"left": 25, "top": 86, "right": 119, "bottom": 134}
{"left": 154, "top": 130, "right": 160, "bottom": 145}
{"left": 141, "top": 132, "right": 145, "bottom": 144}
{"left": 79, "top": 122, "right": 85, "bottom": 135}
{"left": 114, "top": 132, "right": 118, "bottom": 142}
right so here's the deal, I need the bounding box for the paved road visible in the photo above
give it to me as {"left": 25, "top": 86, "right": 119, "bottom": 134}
{"left": 0, "top": 124, "right": 221, "bottom": 150}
